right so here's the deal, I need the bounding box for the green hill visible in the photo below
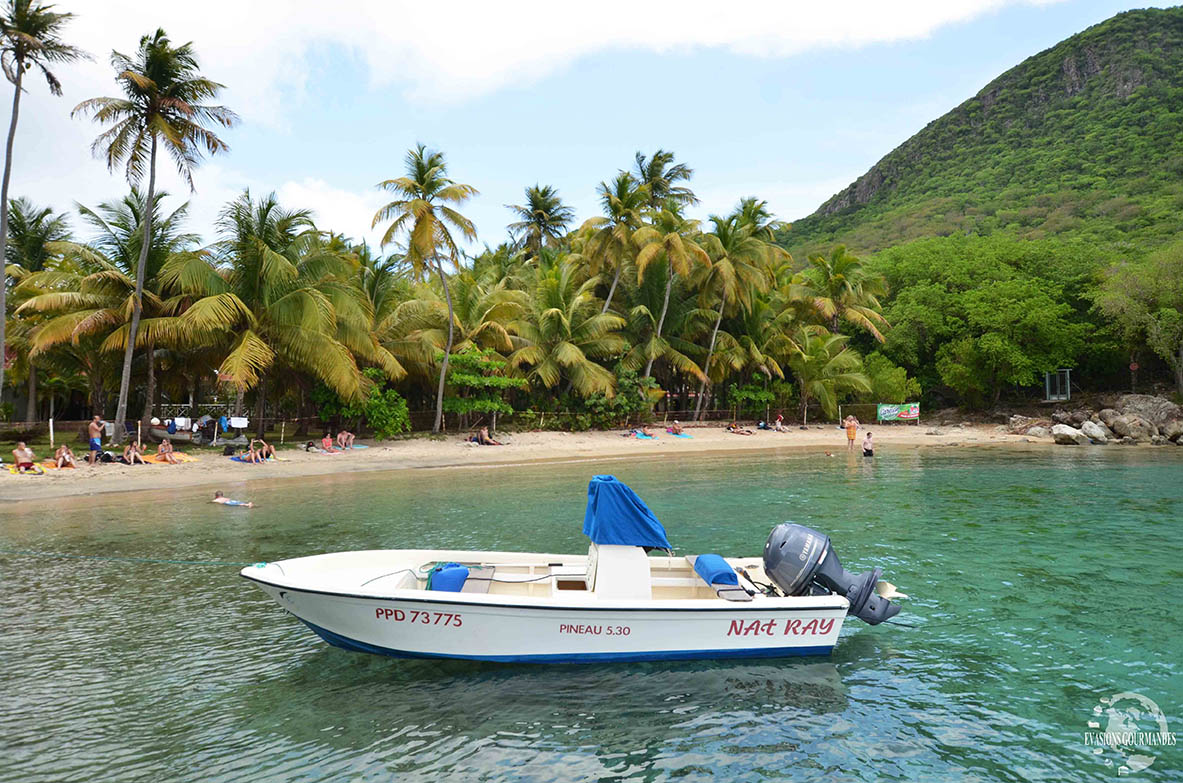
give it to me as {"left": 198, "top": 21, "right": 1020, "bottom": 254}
{"left": 781, "top": 7, "right": 1183, "bottom": 259}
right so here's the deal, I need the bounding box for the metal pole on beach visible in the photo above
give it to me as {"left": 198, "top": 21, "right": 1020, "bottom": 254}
{"left": 49, "top": 417, "right": 54, "bottom": 448}
{"left": 281, "top": 420, "right": 285, "bottom": 444}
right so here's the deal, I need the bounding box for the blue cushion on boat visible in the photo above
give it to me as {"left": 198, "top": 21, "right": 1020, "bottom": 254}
{"left": 693, "top": 553, "right": 738, "bottom": 586}
{"left": 428, "top": 563, "right": 469, "bottom": 592}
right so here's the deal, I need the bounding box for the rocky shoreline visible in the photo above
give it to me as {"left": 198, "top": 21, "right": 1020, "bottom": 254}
{"left": 1005, "top": 394, "right": 1183, "bottom": 446}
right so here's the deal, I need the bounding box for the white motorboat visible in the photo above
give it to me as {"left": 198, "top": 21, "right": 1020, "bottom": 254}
{"left": 242, "top": 476, "right": 903, "bottom": 664}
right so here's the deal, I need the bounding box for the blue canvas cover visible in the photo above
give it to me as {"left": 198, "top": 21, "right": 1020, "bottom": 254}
{"left": 693, "top": 553, "right": 739, "bottom": 586}
{"left": 582, "top": 475, "right": 672, "bottom": 549}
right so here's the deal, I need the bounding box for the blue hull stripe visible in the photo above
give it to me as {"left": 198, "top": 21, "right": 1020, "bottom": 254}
{"left": 298, "top": 619, "right": 834, "bottom": 664}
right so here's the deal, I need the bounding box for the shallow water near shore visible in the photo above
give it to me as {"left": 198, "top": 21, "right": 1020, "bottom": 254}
{"left": 2, "top": 448, "right": 1181, "bottom": 782}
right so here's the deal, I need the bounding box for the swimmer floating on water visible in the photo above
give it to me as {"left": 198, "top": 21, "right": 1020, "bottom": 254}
{"left": 212, "top": 490, "right": 254, "bottom": 508}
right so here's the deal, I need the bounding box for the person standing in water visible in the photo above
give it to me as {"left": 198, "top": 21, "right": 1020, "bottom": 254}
{"left": 862, "top": 431, "right": 874, "bottom": 457}
{"left": 844, "top": 415, "right": 860, "bottom": 451}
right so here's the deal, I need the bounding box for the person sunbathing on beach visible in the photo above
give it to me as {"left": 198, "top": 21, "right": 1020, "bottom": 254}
{"left": 122, "top": 440, "right": 146, "bottom": 465}
{"left": 773, "top": 413, "right": 787, "bottom": 432}
{"left": 156, "top": 438, "right": 178, "bottom": 465}
{"left": 250, "top": 438, "right": 277, "bottom": 461}
{"left": 336, "top": 430, "right": 355, "bottom": 449}
{"left": 726, "top": 422, "right": 753, "bottom": 435}
{"left": 468, "top": 426, "right": 502, "bottom": 445}
{"left": 12, "top": 442, "right": 37, "bottom": 473}
{"left": 54, "top": 443, "right": 77, "bottom": 468}
{"left": 667, "top": 420, "right": 684, "bottom": 435}
{"left": 320, "top": 434, "right": 342, "bottom": 453}
{"left": 212, "top": 490, "right": 253, "bottom": 508}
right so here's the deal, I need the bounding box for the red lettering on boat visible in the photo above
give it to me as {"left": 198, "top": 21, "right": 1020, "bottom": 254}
{"left": 800, "top": 619, "right": 819, "bottom": 635}
{"left": 783, "top": 619, "right": 802, "bottom": 635}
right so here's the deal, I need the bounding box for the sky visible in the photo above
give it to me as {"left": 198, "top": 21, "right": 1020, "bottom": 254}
{"left": 6, "top": 0, "right": 1172, "bottom": 254}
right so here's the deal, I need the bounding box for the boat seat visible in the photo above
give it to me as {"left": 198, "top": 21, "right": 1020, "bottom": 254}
{"left": 460, "top": 566, "right": 494, "bottom": 594}
{"left": 686, "top": 555, "right": 752, "bottom": 602}
{"left": 588, "top": 543, "right": 652, "bottom": 600}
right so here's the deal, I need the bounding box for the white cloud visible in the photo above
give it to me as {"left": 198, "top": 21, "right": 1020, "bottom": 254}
{"left": 276, "top": 178, "right": 387, "bottom": 246}
{"left": 47, "top": 0, "right": 1061, "bottom": 123}
{"left": 5, "top": 0, "right": 1062, "bottom": 245}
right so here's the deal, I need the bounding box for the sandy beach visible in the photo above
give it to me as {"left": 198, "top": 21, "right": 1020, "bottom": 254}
{"left": 0, "top": 423, "right": 1050, "bottom": 504}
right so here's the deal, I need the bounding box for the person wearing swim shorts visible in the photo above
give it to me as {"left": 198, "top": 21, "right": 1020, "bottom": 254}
{"left": 88, "top": 415, "right": 105, "bottom": 465}
{"left": 862, "top": 431, "right": 874, "bottom": 457}
{"left": 12, "top": 442, "right": 36, "bottom": 473}
{"left": 212, "top": 491, "right": 254, "bottom": 508}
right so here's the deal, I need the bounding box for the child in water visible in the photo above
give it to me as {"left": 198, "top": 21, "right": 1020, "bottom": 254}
{"left": 862, "top": 432, "right": 874, "bottom": 457}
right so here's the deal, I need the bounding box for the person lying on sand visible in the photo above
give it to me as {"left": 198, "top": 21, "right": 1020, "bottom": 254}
{"left": 336, "top": 430, "right": 355, "bottom": 449}
{"left": 773, "top": 413, "right": 787, "bottom": 433}
{"left": 156, "top": 438, "right": 178, "bottom": 465}
{"left": 12, "top": 442, "right": 37, "bottom": 473}
{"left": 320, "top": 434, "right": 342, "bottom": 454}
{"left": 250, "top": 438, "right": 277, "bottom": 461}
{"left": 122, "top": 440, "right": 147, "bottom": 465}
{"left": 726, "top": 422, "right": 753, "bottom": 435}
{"left": 54, "top": 443, "right": 77, "bottom": 468}
{"left": 212, "top": 490, "right": 253, "bottom": 508}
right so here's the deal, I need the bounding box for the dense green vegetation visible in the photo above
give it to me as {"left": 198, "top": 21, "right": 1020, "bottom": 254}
{"left": 3, "top": 3, "right": 1182, "bottom": 437}
{"left": 783, "top": 8, "right": 1183, "bottom": 259}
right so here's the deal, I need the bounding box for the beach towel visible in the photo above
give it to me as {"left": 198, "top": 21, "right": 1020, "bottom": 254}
{"left": 673, "top": 433, "right": 692, "bottom": 439}
{"left": 144, "top": 453, "right": 199, "bottom": 464}
{"left": 635, "top": 433, "right": 658, "bottom": 440}
{"left": 347, "top": 444, "right": 369, "bottom": 449}
{"left": 7, "top": 464, "right": 44, "bottom": 475}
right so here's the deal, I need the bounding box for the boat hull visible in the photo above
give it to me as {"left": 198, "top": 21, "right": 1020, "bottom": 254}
{"left": 245, "top": 578, "right": 847, "bottom": 664}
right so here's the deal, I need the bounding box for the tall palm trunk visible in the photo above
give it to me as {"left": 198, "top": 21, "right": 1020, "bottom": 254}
{"left": 140, "top": 344, "right": 155, "bottom": 422}
{"left": 25, "top": 364, "right": 36, "bottom": 422}
{"left": 799, "top": 383, "right": 809, "bottom": 425}
{"left": 433, "top": 257, "right": 455, "bottom": 434}
{"left": 0, "top": 69, "right": 23, "bottom": 400}
{"left": 112, "top": 135, "right": 157, "bottom": 442}
{"left": 693, "top": 295, "right": 726, "bottom": 421}
{"left": 600, "top": 264, "right": 622, "bottom": 315}
{"left": 643, "top": 262, "right": 674, "bottom": 379}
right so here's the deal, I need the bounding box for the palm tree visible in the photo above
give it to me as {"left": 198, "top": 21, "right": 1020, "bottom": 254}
{"left": 163, "top": 190, "right": 396, "bottom": 436}
{"left": 633, "top": 149, "right": 697, "bottom": 210}
{"left": 632, "top": 208, "right": 708, "bottom": 378}
{"left": 509, "top": 262, "right": 627, "bottom": 397}
{"left": 577, "top": 172, "right": 647, "bottom": 315}
{"left": 787, "top": 326, "right": 871, "bottom": 424}
{"left": 734, "top": 196, "right": 786, "bottom": 241}
{"left": 372, "top": 143, "right": 478, "bottom": 433}
{"left": 17, "top": 190, "right": 195, "bottom": 422}
{"left": 5, "top": 197, "right": 68, "bottom": 276}
{"left": 73, "top": 28, "right": 237, "bottom": 440}
{"left": 0, "top": 0, "right": 84, "bottom": 399}
{"left": 692, "top": 214, "right": 775, "bottom": 419}
{"left": 388, "top": 270, "right": 523, "bottom": 370}
{"left": 506, "top": 184, "right": 574, "bottom": 257}
{"left": 794, "top": 245, "right": 889, "bottom": 341}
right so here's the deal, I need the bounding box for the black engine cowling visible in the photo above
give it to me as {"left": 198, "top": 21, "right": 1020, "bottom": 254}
{"left": 762, "top": 523, "right": 901, "bottom": 625}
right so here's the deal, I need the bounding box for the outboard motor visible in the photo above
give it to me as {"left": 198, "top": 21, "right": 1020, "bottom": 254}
{"left": 763, "top": 523, "right": 901, "bottom": 625}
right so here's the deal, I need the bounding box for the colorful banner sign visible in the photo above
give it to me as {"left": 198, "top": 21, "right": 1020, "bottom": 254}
{"left": 877, "top": 402, "right": 920, "bottom": 421}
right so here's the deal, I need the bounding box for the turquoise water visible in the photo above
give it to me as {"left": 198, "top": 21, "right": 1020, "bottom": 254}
{"left": 2, "top": 448, "right": 1180, "bottom": 782}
